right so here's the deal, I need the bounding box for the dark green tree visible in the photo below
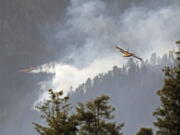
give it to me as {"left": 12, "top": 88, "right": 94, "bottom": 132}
{"left": 33, "top": 89, "right": 78, "bottom": 135}
{"left": 76, "top": 95, "right": 124, "bottom": 135}
{"left": 136, "top": 128, "right": 153, "bottom": 135}
{"left": 153, "top": 48, "right": 180, "bottom": 135}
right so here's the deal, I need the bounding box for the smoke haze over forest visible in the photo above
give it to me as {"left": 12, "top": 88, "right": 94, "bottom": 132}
{"left": 0, "top": 0, "right": 180, "bottom": 135}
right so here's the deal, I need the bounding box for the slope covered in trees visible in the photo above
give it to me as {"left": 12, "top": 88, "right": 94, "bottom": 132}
{"left": 69, "top": 52, "right": 174, "bottom": 135}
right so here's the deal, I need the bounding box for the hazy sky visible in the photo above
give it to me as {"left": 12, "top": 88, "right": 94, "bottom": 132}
{"left": 32, "top": 0, "right": 180, "bottom": 97}
{"left": 0, "top": 0, "right": 180, "bottom": 135}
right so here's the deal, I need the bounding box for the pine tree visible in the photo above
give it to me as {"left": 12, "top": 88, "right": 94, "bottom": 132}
{"left": 76, "top": 95, "right": 124, "bottom": 135}
{"left": 153, "top": 46, "right": 180, "bottom": 135}
{"left": 33, "top": 89, "right": 78, "bottom": 135}
{"left": 136, "top": 128, "right": 153, "bottom": 135}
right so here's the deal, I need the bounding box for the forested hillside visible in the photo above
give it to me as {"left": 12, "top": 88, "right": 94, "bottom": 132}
{"left": 69, "top": 52, "right": 174, "bottom": 135}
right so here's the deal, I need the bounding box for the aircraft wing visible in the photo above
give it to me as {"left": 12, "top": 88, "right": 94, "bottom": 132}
{"left": 132, "top": 55, "right": 143, "bottom": 61}
{"left": 115, "top": 46, "right": 128, "bottom": 53}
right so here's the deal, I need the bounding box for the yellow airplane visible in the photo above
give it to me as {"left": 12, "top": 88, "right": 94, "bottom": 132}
{"left": 114, "top": 46, "right": 143, "bottom": 61}
{"left": 18, "top": 66, "right": 35, "bottom": 73}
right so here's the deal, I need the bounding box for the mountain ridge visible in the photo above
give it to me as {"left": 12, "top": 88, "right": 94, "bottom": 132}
{"left": 69, "top": 52, "right": 175, "bottom": 135}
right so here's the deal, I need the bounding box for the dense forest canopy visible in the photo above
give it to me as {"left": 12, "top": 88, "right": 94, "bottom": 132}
{"left": 68, "top": 52, "right": 175, "bottom": 135}
{"left": 33, "top": 50, "right": 180, "bottom": 135}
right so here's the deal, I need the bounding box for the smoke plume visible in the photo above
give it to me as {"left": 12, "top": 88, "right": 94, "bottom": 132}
{"left": 35, "top": 0, "right": 180, "bottom": 100}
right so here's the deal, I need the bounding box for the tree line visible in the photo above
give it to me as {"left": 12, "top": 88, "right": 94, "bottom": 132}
{"left": 33, "top": 50, "right": 180, "bottom": 135}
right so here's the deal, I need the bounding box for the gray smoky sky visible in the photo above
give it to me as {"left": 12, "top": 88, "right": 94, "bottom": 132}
{"left": 0, "top": 0, "right": 180, "bottom": 135}
{"left": 43, "top": 0, "right": 180, "bottom": 67}
{"left": 0, "top": 1, "right": 69, "bottom": 135}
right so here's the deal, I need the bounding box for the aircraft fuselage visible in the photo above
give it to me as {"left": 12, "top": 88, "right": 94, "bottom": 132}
{"left": 122, "top": 53, "right": 133, "bottom": 57}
